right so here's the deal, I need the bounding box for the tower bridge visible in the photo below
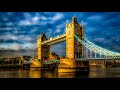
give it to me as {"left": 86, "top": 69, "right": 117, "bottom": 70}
{"left": 29, "top": 16, "right": 120, "bottom": 72}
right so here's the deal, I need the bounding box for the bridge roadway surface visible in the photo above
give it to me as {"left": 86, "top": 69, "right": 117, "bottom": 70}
{"left": 76, "top": 58, "right": 120, "bottom": 61}
{"left": 23, "top": 58, "right": 120, "bottom": 65}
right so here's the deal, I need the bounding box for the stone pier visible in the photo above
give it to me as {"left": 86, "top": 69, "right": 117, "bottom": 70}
{"left": 58, "top": 58, "right": 77, "bottom": 73}
{"left": 30, "top": 60, "right": 43, "bottom": 70}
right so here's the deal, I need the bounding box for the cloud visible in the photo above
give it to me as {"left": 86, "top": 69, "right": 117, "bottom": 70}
{"left": 87, "top": 15, "right": 103, "bottom": 21}
{"left": 0, "top": 43, "right": 20, "bottom": 50}
{"left": 85, "top": 27, "right": 97, "bottom": 34}
{"left": 55, "top": 29, "right": 61, "bottom": 33}
{"left": 19, "top": 20, "right": 32, "bottom": 26}
{"left": 0, "top": 33, "right": 17, "bottom": 40}
{"left": 10, "top": 43, "right": 20, "bottom": 50}
{"left": 0, "top": 42, "right": 36, "bottom": 51}
{"left": 7, "top": 12, "right": 14, "bottom": 16}
{"left": 0, "top": 27, "right": 13, "bottom": 31}
{"left": 18, "top": 12, "right": 64, "bottom": 26}
{"left": 0, "top": 33, "right": 34, "bottom": 43}
{"left": 0, "top": 47, "right": 5, "bottom": 50}
{"left": 55, "top": 22, "right": 65, "bottom": 34}
{"left": 94, "top": 38, "right": 105, "bottom": 42}
{"left": 2, "top": 17, "right": 8, "bottom": 21}
{"left": 23, "top": 12, "right": 32, "bottom": 19}
{"left": 56, "top": 24, "right": 65, "bottom": 28}
{"left": 32, "top": 16, "right": 39, "bottom": 22}
{"left": 0, "top": 49, "right": 36, "bottom": 57}
{"left": 40, "top": 13, "right": 64, "bottom": 25}
{"left": 40, "top": 16, "right": 47, "bottom": 20}
{"left": 18, "top": 13, "right": 40, "bottom": 26}
{"left": 50, "top": 13, "right": 64, "bottom": 21}
{"left": 6, "top": 22, "right": 14, "bottom": 26}
{"left": 12, "top": 30, "right": 26, "bottom": 34}
{"left": 102, "top": 16, "right": 120, "bottom": 26}
{"left": 30, "top": 28, "right": 38, "bottom": 33}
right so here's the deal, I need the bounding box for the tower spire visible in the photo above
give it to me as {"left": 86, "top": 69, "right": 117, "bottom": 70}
{"left": 72, "top": 16, "right": 78, "bottom": 24}
{"left": 66, "top": 20, "right": 69, "bottom": 27}
{"left": 82, "top": 20, "right": 84, "bottom": 28}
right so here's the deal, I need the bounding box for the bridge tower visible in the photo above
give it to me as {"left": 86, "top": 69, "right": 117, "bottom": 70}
{"left": 66, "top": 16, "right": 84, "bottom": 59}
{"left": 30, "top": 33, "right": 50, "bottom": 70}
{"left": 37, "top": 33, "right": 50, "bottom": 61}
{"left": 58, "top": 16, "right": 86, "bottom": 73}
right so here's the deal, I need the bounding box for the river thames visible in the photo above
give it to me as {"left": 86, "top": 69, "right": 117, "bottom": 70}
{"left": 0, "top": 67, "right": 120, "bottom": 78}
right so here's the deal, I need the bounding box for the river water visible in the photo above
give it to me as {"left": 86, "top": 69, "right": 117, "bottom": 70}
{"left": 0, "top": 67, "right": 120, "bottom": 78}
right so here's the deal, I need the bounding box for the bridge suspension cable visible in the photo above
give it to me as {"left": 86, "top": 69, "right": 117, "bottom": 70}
{"left": 74, "top": 34, "right": 120, "bottom": 59}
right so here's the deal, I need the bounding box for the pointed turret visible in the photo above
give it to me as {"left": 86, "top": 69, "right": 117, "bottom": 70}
{"left": 72, "top": 16, "right": 79, "bottom": 24}
{"left": 82, "top": 20, "right": 84, "bottom": 28}
{"left": 66, "top": 20, "right": 69, "bottom": 27}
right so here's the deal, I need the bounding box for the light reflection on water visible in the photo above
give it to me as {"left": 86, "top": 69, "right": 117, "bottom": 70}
{"left": 0, "top": 67, "right": 120, "bottom": 78}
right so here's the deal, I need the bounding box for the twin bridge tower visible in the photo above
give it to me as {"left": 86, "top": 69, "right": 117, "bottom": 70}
{"left": 30, "top": 16, "right": 120, "bottom": 72}
{"left": 30, "top": 16, "right": 87, "bottom": 72}
{"left": 37, "top": 16, "right": 84, "bottom": 61}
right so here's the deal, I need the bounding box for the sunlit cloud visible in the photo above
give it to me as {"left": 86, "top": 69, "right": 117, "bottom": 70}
{"left": 0, "top": 42, "right": 36, "bottom": 50}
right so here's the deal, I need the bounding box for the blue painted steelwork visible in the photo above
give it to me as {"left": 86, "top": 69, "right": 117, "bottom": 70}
{"left": 24, "top": 34, "right": 120, "bottom": 64}
{"left": 74, "top": 34, "right": 120, "bottom": 58}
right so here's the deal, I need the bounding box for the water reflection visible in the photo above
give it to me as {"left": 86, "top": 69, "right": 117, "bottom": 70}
{"left": 29, "top": 70, "right": 58, "bottom": 78}
{"left": 18, "top": 69, "right": 30, "bottom": 78}
{"left": 42, "top": 71, "right": 57, "bottom": 78}
{"left": 88, "top": 67, "right": 106, "bottom": 78}
{"left": 0, "top": 67, "right": 120, "bottom": 78}
{"left": 30, "top": 70, "right": 42, "bottom": 78}
{"left": 58, "top": 72, "right": 76, "bottom": 78}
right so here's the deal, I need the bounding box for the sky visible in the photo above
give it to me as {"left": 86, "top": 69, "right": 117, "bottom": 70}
{"left": 0, "top": 12, "right": 120, "bottom": 57}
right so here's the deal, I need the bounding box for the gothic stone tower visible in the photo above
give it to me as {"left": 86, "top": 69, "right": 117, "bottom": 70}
{"left": 37, "top": 33, "right": 50, "bottom": 61}
{"left": 66, "top": 16, "right": 84, "bottom": 59}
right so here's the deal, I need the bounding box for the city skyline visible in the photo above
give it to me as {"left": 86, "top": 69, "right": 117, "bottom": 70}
{"left": 0, "top": 12, "right": 120, "bottom": 57}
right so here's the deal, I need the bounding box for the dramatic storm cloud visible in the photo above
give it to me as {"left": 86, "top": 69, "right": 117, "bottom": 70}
{"left": 0, "top": 12, "right": 120, "bottom": 57}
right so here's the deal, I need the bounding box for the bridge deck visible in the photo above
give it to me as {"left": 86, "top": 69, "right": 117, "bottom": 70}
{"left": 43, "top": 60, "right": 60, "bottom": 64}
{"left": 23, "top": 58, "right": 120, "bottom": 65}
{"left": 76, "top": 58, "right": 120, "bottom": 61}
{"left": 41, "top": 34, "right": 66, "bottom": 45}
